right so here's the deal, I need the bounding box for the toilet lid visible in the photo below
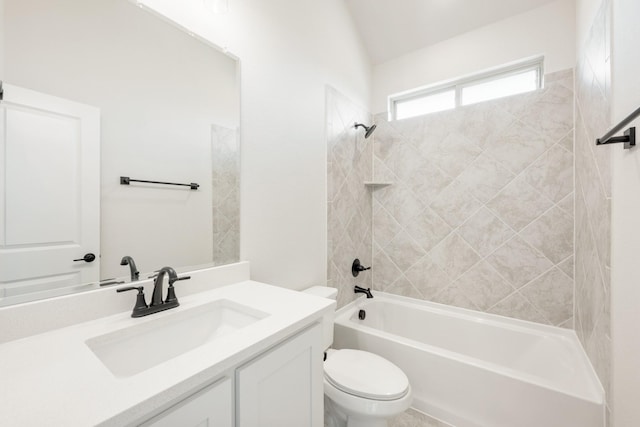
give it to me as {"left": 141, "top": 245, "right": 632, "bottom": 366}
{"left": 324, "top": 349, "right": 409, "bottom": 401}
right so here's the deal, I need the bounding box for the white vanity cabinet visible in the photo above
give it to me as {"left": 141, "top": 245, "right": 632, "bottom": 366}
{"left": 236, "top": 323, "right": 323, "bottom": 427}
{"left": 138, "top": 323, "right": 323, "bottom": 427}
{"left": 1, "top": 279, "right": 335, "bottom": 426}
{"left": 140, "top": 377, "right": 233, "bottom": 427}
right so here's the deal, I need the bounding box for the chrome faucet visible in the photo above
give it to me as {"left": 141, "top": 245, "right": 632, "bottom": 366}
{"left": 117, "top": 266, "right": 190, "bottom": 318}
{"left": 120, "top": 256, "right": 140, "bottom": 281}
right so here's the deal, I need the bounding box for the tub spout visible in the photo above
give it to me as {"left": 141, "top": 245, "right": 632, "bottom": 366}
{"left": 354, "top": 285, "right": 373, "bottom": 298}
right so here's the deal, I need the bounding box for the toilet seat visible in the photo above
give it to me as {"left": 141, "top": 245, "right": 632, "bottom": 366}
{"left": 324, "top": 349, "right": 409, "bottom": 401}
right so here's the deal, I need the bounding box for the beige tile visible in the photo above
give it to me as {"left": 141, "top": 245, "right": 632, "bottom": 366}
{"left": 456, "top": 153, "right": 515, "bottom": 203}
{"left": 373, "top": 117, "right": 408, "bottom": 162}
{"left": 373, "top": 202, "right": 403, "bottom": 250}
{"left": 425, "top": 131, "right": 482, "bottom": 178}
{"left": 545, "top": 68, "right": 574, "bottom": 83}
{"left": 430, "top": 233, "right": 481, "bottom": 281}
{"left": 392, "top": 114, "right": 430, "bottom": 142}
{"left": 373, "top": 156, "right": 397, "bottom": 182}
{"left": 488, "top": 291, "right": 549, "bottom": 324}
{"left": 522, "top": 144, "right": 574, "bottom": 203}
{"left": 453, "top": 261, "right": 515, "bottom": 311}
{"left": 406, "top": 159, "right": 453, "bottom": 204}
{"left": 519, "top": 206, "right": 574, "bottom": 264}
{"left": 483, "top": 120, "right": 555, "bottom": 174}
{"left": 486, "top": 236, "right": 553, "bottom": 288}
{"left": 457, "top": 207, "right": 514, "bottom": 257}
{"left": 331, "top": 180, "right": 356, "bottom": 230}
{"left": 332, "top": 236, "right": 357, "bottom": 278}
{"left": 558, "top": 255, "right": 575, "bottom": 279}
{"left": 390, "top": 408, "right": 454, "bottom": 427}
{"left": 520, "top": 268, "right": 574, "bottom": 325}
{"left": 327, "top": 201, "right": 347, "bottom": 241}
{"left": 487, "top": 176, "right": 555, "bottom": 231}
{"left": 430, "top": 179, "right": 483, "bottom": 228}
{"left": 458, "top": 102, "right": 515, "bottom": 149}
{"left": 557, "top": 192, "right": 574, "bottom": 216}
{"left": 405, "top": 207, "right": 452, "bottom": 253}
{"left": 378, "top": 185, "right": 427, "bottom": 227}
{"left": 518, "top": 83, "right": 574, "bottom": 142}
{"left": 558, "top": 130, "right": 574, "bottom": 153}
{"left": 404, "top": 256, "right": 451, "bottom": 299}
{"left": 432, "top": 283, "right": 478, "bottom": 311}
{"left": 345, "top": 209, "right": 372, "bottom": 249}
{"left": 373, "top": 249, "right": 404, "bottom": 290}
{"left": 385, "top": 230, "right": 427, "bottom": 272}
{"left": 558, "top": 317, "right": 574, "bottom": 329}
{"left": 383, "top": 140, "right": 426, "bottom": 183}
{"left": 383, "top": 275, "right": 423, "bottom": 299}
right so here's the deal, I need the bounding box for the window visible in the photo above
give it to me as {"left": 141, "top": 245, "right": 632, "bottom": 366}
{"left": 390, "top": 57, "right": 543, "bottom": 121}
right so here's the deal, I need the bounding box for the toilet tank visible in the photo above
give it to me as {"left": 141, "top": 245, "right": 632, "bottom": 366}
{"left": 302, "top": 286, "right": 337, "bottom": 349}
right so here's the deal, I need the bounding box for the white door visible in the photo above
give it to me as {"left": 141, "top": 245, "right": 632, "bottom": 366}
{"left": 0, "top": 82, "right": 100, "bottom": 303}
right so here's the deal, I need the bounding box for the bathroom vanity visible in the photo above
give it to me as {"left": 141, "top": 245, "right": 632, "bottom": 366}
{"left": 0, "top": 264, "right": 334, "bottom": 427}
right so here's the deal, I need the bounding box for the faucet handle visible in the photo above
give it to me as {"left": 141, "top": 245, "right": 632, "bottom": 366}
{"left": 116, "top": 286, "right": 148, "bottom": 316}
{"left": 169, "top": 275, "right": 191, "bottom": 285}
{"left": 165, "top": 276, "right": 189, "bottom": 304}
{"left": 116, "top": 286, "right": 143, "bottom": 293}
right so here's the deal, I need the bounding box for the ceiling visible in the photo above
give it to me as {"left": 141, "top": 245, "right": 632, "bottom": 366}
{"left": 344, "top": 0, "right": 559, "bottom": 64}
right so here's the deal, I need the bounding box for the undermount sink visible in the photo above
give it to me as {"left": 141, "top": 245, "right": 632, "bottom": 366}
{"left": 86, "top": 299, "right": 268, "bottom": 378}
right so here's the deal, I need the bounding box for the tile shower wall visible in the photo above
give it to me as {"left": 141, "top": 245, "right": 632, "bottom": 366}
{"left": 575, "top": 0, "right": 612, "bottom": 421}
{"left": 372, "top": 70, "right": 575, "bottom": 326}
{"left": 326, "top": 87, "right": 373, "bottom": 308}
{"left": 211, "top": 124, "right": 240, "bottom": 265}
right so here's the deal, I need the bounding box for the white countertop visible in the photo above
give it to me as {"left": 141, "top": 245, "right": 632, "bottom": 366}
{"left": 0, "top": 280, "right": 334, "bottom": 427}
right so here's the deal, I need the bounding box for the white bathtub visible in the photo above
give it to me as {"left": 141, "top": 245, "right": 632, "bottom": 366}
{"left": 333, "top": 292, "right": 604, "bottom": 427}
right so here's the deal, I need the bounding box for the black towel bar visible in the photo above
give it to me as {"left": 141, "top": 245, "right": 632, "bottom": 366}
{"left": 596, "top": 105, "right": 640, "bottom": 149}
{"left": 120, "top": 176, "right": 199, "bottom": 190}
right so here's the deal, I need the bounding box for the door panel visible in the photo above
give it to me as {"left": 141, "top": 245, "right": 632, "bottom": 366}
{"left": 236, "top": 324, "right": 323, "bottom": 427}
{"left": 0, "top": 83, "right": 100, "bottom": 301}
{"left": 5, "top": 107, "right": 80, "bottom": 245}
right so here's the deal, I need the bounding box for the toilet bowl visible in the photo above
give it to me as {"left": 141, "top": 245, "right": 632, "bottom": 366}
{"left": 303, "top": 286, "right": 412, "bottom": 427}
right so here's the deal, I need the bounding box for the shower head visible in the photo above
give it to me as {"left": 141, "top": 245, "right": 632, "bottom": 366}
{"left": 354, "top": 122, "right": 377, "bottom": 139}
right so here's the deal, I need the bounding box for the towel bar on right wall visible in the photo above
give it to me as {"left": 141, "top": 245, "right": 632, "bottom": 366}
{"left": 596, "top": 105, "right": 640, "bottom": 149}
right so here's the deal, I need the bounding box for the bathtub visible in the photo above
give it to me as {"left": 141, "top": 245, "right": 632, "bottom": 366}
{"left": 333, "top": 292, "right": 604, "bottom": 427}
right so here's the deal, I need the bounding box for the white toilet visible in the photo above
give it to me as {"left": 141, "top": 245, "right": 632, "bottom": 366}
{"left": 303, "top": 286, "right": 412, "bottom": 427}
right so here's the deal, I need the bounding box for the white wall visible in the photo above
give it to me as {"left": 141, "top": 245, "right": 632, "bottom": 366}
{"left": 611, "top": 0, "right": 640, "bottom": 424}
{"left": 576, "top": 0, "right": 604, "bottom": 51}
{"left": 140, "top": 0, "right": 372, "bottom": 289}
{"left": 371, "top": 0, "right": 576, "bottom": 114}
{"left": 2, "top": 0, "right": 239, "bottom": 279}
{"left": 0, "top": 0, "right": 4, "bottom": 77}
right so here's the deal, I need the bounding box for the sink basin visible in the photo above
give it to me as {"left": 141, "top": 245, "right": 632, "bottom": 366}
{"left": 86, "top": 299, "right": 268, "bottom": 377}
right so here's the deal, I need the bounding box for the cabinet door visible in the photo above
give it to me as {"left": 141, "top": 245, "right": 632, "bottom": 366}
{"left": 236, "top": 323, "right": 323, "bottom": 427}
{"left": 140, "top": 377, "right": 232, "bottom": 427}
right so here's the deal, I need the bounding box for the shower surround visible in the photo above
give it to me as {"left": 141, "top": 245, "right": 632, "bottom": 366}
{"left": 326, "top": 87, "right": 373, "bottom": 308}
{"left": 327, "top": 69, "right": 575, "bottom": 327}
{"left": 211, "top": 124, "right": 240, "bottom": 266}
{"left": 574, "top": 0, "right": 612, "bottom": 422}
{"left": 372, "top": 69, "right": 575, "bottom": 327}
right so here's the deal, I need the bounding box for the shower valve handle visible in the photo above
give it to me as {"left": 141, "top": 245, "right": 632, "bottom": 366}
{"left": 352, "top": 259, "right": 371, "bottom": 277}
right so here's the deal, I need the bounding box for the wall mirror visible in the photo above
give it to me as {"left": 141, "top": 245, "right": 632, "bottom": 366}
{"left": 0, "top": 0, "right": 240, "bottom": 306}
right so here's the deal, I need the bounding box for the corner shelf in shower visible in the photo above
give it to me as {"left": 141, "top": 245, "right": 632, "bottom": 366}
{"left": 364, "top": 181, "right": 393, "bottom": 189}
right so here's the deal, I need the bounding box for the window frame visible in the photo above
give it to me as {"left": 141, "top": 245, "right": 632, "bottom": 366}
{"left": 389, "top": 56, "right": 544, "bottom": 121}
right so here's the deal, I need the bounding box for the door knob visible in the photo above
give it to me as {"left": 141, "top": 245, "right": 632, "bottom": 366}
{"left": 73, "top": 253, "right": 96, "bottom": 263}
